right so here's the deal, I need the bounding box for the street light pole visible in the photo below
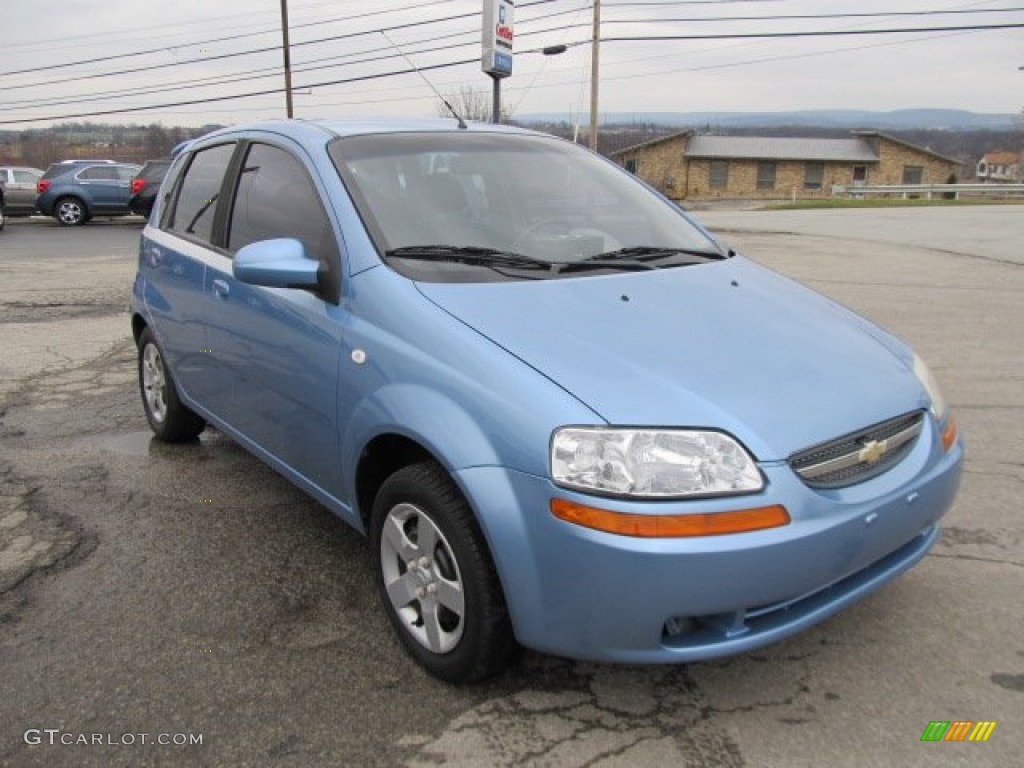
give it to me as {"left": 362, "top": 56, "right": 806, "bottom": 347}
{"left": 589, "top": 0, "right": 600, "bottom": 150}
{"left": 280, "top": 0, "right": 294, "bottom": 118}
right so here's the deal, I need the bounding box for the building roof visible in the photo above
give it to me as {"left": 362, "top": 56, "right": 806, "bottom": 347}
{"left": 610, "top": 129, "right": 692, "bottom": 156}
{"left": 685, "top": 136, "right": 878, "bottom": 163}
{"left": 851, "top": 130, "right": 962, "bottom": 166}
{"left": 613, "top": 130, "right": 963, "bottom": 166}
{"left": 980, "top": 151, "right": 1021, "bottom": 165}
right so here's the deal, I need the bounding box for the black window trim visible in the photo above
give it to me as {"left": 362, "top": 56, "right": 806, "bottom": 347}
{"left": 160, "top": 140, "right": 242, "bottom": 256}
{"left": 162, "top": 136, "right": 341, "bottom": 305}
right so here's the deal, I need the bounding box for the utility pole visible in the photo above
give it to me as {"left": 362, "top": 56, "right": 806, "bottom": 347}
{"left": 589, "top": 0, "right": 600, "bottom": 150}
{"left": 280, "top": 0, "right": 294, "bottom": 118}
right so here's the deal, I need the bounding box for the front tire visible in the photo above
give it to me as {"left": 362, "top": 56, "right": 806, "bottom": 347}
{"left": 370, "top": 462, "right": 516, "bottom": 683}
{"left": 54, "top": 196, "right": 88, "bottom": 226}
{"left": 137, "top": 327, "right": 205, "bottom": 442}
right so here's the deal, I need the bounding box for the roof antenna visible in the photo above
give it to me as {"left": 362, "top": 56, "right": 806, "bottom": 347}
{"left": 380, "top": 31, "right": 467, "bottom": 130}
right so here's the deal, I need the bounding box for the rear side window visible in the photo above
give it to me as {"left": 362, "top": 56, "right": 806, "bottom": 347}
{"left": 79, "top": 166, "right": 119, "bottom": 181}
{"left": 227, "top": 143, "right": 335, "bottom": 266}
{"left": 168, "top": 143, "right": 235, "bottom": 244}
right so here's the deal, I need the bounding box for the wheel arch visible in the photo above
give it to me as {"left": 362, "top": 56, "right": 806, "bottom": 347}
{"left": 345, "top": 383, "right": 506, "bottom": 529}
{"left": 355, "top": 433, "right": 436, "bottom": 531}
{"left": 131, "top": 313, "right": 148, "bottom": 346}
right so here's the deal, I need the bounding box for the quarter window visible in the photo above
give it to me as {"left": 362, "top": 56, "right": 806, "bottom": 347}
{"left": 168, "top": 143, "right": 235, "bottom": 244}
{"left": 227, "top": 143, "right": 336, "bottom": 268}
{"left": 756, "top": 162, "right": 776, "bottom": 190}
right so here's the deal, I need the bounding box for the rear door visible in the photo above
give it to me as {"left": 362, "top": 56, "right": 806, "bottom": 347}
{"left": 140, "top": 142, "right": 237, "bottom": 404}
{"left": 76, "top": 165, "right": 124, "bottom": 212}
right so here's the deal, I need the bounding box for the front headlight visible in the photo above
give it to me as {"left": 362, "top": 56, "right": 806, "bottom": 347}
{"left": 912, "top": 353, "right": 948, "bottom": 421}
{"left": 551, "top": 427, "right": 763, "bottom": 499}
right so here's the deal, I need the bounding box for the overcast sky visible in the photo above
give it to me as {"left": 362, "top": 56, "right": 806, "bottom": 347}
{"left": 2, "top": 0, "right": 1022, "bottom": 129}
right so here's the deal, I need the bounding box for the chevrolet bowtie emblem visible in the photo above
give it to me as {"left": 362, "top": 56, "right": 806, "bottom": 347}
{"left": 858, "top": 439, "right": 888, "bottom": 464}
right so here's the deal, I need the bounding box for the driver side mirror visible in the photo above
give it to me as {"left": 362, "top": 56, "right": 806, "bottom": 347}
{"left": 233, "top": 238, "right": 320, "bottom": 290}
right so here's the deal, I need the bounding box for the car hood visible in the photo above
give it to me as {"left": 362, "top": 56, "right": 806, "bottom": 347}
{"left": 415, "top": 257, "right": 925, "bottom": 461}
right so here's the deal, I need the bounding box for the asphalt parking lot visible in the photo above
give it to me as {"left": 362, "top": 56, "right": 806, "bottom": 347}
{"left": 1, "top": 208, "right": 1021, "bottom": 767}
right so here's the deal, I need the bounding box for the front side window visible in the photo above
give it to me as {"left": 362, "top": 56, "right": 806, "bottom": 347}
{"left": 168, "top": 143, "right": 235, "bottom": 244}
{"left": 227, "top": 143, "right": 335, "bottom": 268}
{"left": 756, "top": 162, "right": 776, "bottom": 190}
{"left": 709, "top": 160, "right": 729, "bottom": 189}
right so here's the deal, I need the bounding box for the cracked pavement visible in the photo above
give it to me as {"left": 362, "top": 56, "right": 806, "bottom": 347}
{"left": 1, "top": 210, "right": 1021, "bottom": 767}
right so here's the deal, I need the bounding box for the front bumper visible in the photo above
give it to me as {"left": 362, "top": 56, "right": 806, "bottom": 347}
{"left": 455, "top": 419, "right": 963, "bottom": 663}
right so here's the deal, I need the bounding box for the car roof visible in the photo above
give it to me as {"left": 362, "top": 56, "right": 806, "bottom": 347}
{"left": 51, "top": 159, "right": 118, "bottom": 165}
{"left": 190, "top": 118, "right": 543, "bottom": 147}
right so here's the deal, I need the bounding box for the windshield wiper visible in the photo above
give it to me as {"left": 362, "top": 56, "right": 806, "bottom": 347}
{"left": 385, "top": 245, "right": 555, "bottom": 271}
{"left": 583, "top": 245, "right": 726, "bottom": 262}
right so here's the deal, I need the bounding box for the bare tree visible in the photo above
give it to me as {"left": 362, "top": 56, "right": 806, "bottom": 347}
{"left": 436, "top": 85, "right": 510, "bottom": 123}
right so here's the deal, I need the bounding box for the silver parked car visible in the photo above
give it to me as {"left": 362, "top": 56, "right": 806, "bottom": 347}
{"left": 0, "top": 166, "right": 44, "bottom": 217}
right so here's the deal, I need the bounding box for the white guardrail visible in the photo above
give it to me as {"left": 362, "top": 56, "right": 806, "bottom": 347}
{"left": 831, "top": 183, "right": 1024, "bottom": 199}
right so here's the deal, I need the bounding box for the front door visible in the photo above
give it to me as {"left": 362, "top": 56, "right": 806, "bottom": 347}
{"left": 200, "top": 140, "right": 344, "bottom": 497}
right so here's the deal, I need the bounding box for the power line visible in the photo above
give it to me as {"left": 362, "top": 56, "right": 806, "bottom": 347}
{"left": 0, "top": 0, "right": 561, "bottom": 78}
{"left": 0, "top": 13, "right": 587, "bottom": 110}
{"left": 518, "top": 20, "right": 1024, "bottom": 52}
{"left": 0, "top": 1, "right": 571, "bottom": 95}
{"left": 602, "top": 7, "right": 1024, "bottom": 24}
{"left": 5, "top": 19, "right": 1022, "bottom": 125}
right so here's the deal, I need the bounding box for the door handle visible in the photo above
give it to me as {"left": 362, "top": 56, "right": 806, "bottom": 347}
{"left": 212, "top": 279, "right": 230, "bottom": 299}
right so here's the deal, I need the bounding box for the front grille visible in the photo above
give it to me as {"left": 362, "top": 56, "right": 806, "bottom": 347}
{"left": 789, "top": 411, "right": 924, "bottom": 489}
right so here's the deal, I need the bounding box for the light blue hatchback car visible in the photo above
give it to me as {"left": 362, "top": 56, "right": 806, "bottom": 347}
{"left": 130, "top": 119, "right": 962, "bottom": 682}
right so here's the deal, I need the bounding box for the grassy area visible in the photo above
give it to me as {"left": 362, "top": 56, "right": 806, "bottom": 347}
{"left": 764, "top": 197, "right": 1024, "bottom": 210}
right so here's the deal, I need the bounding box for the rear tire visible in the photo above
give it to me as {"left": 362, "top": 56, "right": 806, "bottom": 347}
{"left": 137, "top": 327, "right": 205, "bottom": 442}
{"left": 54, "top": 196, "right": 88, "bottom": 226}
{"left": 370, "top": 462, "right": 517, "bottom": 683}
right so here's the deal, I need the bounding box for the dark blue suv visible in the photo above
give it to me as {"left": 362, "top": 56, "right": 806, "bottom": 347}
{"left": 36, "top": 160, "right": 141, "bottom": 225}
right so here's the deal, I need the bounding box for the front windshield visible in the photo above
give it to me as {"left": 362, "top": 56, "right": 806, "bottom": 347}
{"left": 329, "top": 132, "right": 722, "bottom": 279}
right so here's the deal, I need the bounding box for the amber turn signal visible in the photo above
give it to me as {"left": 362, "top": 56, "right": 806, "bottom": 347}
{"left": 550, "top": 498, "right": 790, "bottom": 538}
{"left": 940, "top": 417, "right": 957, "bottom": 452}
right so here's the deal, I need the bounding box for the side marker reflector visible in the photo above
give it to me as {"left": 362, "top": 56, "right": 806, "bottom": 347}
{"left": 550, "top": 499, "right": 790, "bottom": 538}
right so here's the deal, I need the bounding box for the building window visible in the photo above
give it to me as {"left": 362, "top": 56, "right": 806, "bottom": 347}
{"left": 804, "top": 162, "right": 824, "bottom": 190}
{"left": 757, "top": 162, "right": 776, "bottom": 190}
{"left": 902, "top": 165, "right": 924, "bottom": 184}
{"left": 709, "top": 160, "right": 729, "bottom": 189}
{"left": 624, "top": 158, "right": 637, "bottom": 174}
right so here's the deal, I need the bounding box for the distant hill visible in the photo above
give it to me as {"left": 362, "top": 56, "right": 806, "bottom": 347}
{"left": 519, "top": 109, "right": 1020, "bottom": 131}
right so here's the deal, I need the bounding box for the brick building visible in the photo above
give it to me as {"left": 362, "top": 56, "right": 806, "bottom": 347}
{"left": 612, "top": 131, "right": 962, "bottom": 201}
